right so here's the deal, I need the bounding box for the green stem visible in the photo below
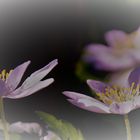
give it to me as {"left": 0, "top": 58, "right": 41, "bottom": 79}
{"left": 0, "top": 97, "right": 10, "bottom": 140}
{"left": 124, "top": 114, "right": 132, "bottom": 140}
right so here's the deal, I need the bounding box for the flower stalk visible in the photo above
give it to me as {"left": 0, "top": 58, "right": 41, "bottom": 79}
{"left": 0, "top": 97, "right": 10, "bottom": 140}
{"left": 124, "top": 114, "right": 132, "bottom": 140}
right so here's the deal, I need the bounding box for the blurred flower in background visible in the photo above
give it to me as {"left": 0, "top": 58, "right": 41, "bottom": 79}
{"left": 83, "top": 27, "right": 140, "bottom": 71}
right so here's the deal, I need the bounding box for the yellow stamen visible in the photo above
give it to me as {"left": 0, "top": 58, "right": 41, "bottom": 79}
{"left": 96, "top": 82, "right": 140, "bottom": 105}
{"left": 0, "top": 69, "right": 12, "bottom": 81}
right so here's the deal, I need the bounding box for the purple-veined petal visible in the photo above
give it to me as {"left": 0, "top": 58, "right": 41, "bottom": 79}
{"left": 83, "top": 44, "right": 109, "bottom": 63}
{"left": 63, "top": 91, "right": 110, "bottom": 113}
{"left": 109, "top": 101, "right": 134, "bottom": 115}
{"left": 87, "top": 80, "right": 108, "bottom": 93}
{"left": 6, "top": 78, "right": 54, "bottom": 99}
{"left": 133, "top": 95, "right": 140, "bottom": 109}
{"left": 128, "top": 67, "right": 140, "bottom": 86}
{"left": 133, "top": 27, "right": 140, "bottom": 48}
{"left": 84, "top": 44, "right": 136, "bottom": 71}
{"left": 9, "top": 122, "right": 42, "bottom": 136}
{"left": 20, "top": 59, "right": 58, "bottom": 89}
{"left": 105, "top": 30, "right": 127, "bottom": 47}
{"left": 6, "top": 61, "right": 31, "bottom": 91}
{"left": 0, "top": 79, "right": 10, "bottom": 96}
{"left": 68, "top": 99, "right": 110, "bottom": 113}
{"left": 63, "top": 91, "right": 108, "bottom": 105}
{"left": 108, "top": 69, "right": 132, "bottom": 87}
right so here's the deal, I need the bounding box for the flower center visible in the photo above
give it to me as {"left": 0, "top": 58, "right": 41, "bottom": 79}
{"left": 0, "top": 69, "right": 13, "bottom": 81}
{"left": 96, "top": 82, "right": 140, "bottom": 105}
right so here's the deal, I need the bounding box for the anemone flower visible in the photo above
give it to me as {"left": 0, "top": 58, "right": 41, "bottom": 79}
{"left": 63, "top": 67, "right": 140, "bottom": 140}
{"left": 0, "top": 59, "right": 58, "bottom": 140}
{"left": 83, "top": 27, "right": 140, "bottom": 71}
{"left": 0, "top": 59, "right": 58, "bottom": 99}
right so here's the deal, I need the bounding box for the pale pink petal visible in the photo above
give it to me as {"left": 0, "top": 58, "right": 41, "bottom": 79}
{"left": 9, "top": 122, "right": 42, "bottom": 136}
{"left": 68, "top": 99, "right": 110, "bottom": 113}
{"left": 87, "top": 79, "right": 108, "bottom": 93}
{"left": 108, "top": 69, "right": 132, "bottom": 87}
{"left": 109, "top": 101, "right": 134, "bottom": 114}
{"left": 63, "top": 91, "right": 104, "bottom": 104}
{"left": 83, "top": 44, "right": 109, "bottom": 63}
{"left": 133, "top": 27, "right": 140, "bottom": 48}
{"left": 63, "top": 91, "right": 110, "bottom": 113}
{"left": 133, "top": 95, "right": 140, "bottom": 109}
{"left": 20, "top": 59, "right": 58, "bottom": 90}
{"left": 128, "top": 67, "right": 140, "bottom": 86}
{"left": 6, "top": 61, "right": 31, "bottom": 91}
{"left": 6, "top": 78, "right": 54, "bottom": 99}
{"left": 40, "top": 131, "right": 61, "bottom": 140}
{"left": 105, "top": 30, "right": 127, "bottom": 47}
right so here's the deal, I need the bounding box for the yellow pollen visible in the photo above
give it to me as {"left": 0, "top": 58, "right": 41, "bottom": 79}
{"left": 96, "top": 82, "right": 140, "bottom": 105}
{"left": 0, "top": 69, "right": 13, "bottom": 81}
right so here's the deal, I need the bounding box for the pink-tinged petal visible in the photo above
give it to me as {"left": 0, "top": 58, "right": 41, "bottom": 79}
{"left": 63, "top": 91, "right": 105, "bottom": 104}
{"left": 109, "top": 101, "right": 134, "bottom": 115}
{"left": 40, "top": 131, "right": 61, "bottom": 140}
{"left": 6, "top": 78, "right": 54, "bottom": 99}
{"left": 87, "top": 80, "right": 108, "bottom": 93}
{"left": 108, "top": 69, "right": 132, "bottom": 87}
{"left": 9, "top": 122, "right": 42, "bottom": 136}
{"left": 0, "top": 79, "right": 10, "bottom": 96}
{"left": 63, "top": 91, "right": 110, "bottom": 113}
{"left": 83, "top": 44, "right": 109, "bottom": 63}
{"left": 133, "top": 27, "right": 140, "bottom": 48}
{"left": 20, "top": 59, "right": 58, "bottom": 89}
{"left": 128, "top": 67, "right": 140, "bottom": 86}
{"left": 6, "top": 61, "right": 31, "bottom": 91}
{"left": 68, "top": 99, "right": 110, "bottom": 114}
{"left": 85, "top": 44, "right": 109, "bottom": 54}
{"left": 84, "top": 44, "right": 136, "bottom": 71}
{"left": 105, "top": 30, "right": 127, "bottom": 47}
{"left": 133, "top": 95, "right": 140, "bottom": 109}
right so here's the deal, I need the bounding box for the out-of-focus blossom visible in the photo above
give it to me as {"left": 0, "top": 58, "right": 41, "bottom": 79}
{"left": 40, "top": 131, "right": 61, "bottom": 140}
{"left": 0, "top": 59, "right": 58, "bottom": 99}
{"left": 9, "top": 121, "right": 43, "bottom": 136}
{"left": 83, "top": 28, "right": 140, "bottom": 71}
{"left": 63, "top": 67, "right": 140, "bottom": 114}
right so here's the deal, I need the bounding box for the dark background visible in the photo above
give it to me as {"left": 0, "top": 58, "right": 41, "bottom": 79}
{"left": 1, "top": 0, "right": 140, "bottom": 140}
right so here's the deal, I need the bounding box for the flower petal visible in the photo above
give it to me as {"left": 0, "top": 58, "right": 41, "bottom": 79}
{"left": 105, "top": 30, "right": 127, "bottom": 47}
{"left": 40, "top": 131, "right": 61, "bottom": 140}
{"left": 132, "top": 27, "right": 140, "bottom": 48}
{"left": 87, "top": 79, "right": 108, "bottom": 93}
{"left": 63, "top": 91, "right": 110, "bottom": 113}
{"left": 6, "top": 78, "right": 54, "bottom": 99}
{"left": 0, "top": 79, "right": 10, "bottom": 96}
{"left": 133, "top": 95, "right": 140, "bottom": 109}
{"left": 20, "top": 59, "right": 58, "bottom": 89}
{"left": 83, "top": 44, "right": 109, "bottom": 63}
{"left": 109, "top": 101, "right": 134, "bottom": 114}
{"left": 108, "top": 69, "right": 132, "bottom": 87}
{"left": 6, "top": 61, "right": 31, "bottom": 91}
{"left": 128, "top": 67, "right": 140, "bottom": 86}
{"left": 68, "top": 99, "right": 110, "bottom": 113}
{"left": 9, "top": 122, "right": 42, "bottom": 136}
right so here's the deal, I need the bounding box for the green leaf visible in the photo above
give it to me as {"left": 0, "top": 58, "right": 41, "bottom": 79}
{"left": 36, "top": 111, "right": 85, "bottom": 140}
